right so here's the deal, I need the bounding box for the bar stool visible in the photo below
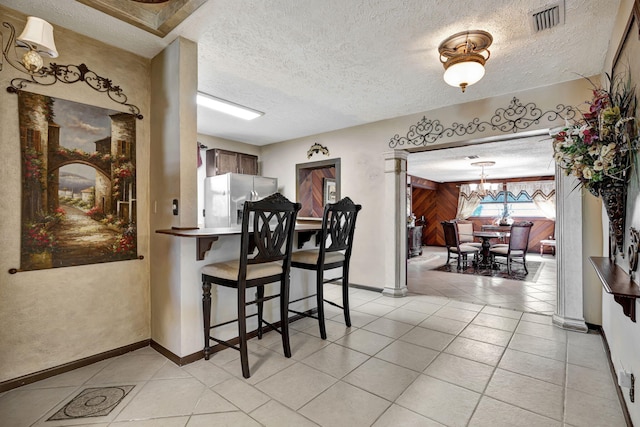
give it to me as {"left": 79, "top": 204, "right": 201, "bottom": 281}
{"left": 201, "top": 193, "right": 301, "bottom": 378}
{"left": 289, "top": 197, "right": 362, "bottom": 339}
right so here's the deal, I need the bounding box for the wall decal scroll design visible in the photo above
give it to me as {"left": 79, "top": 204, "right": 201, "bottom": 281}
{"left": 629, "top": 227, "right": 639, "bottom": 279}
{"left": 7, "top": 63, "right": 143, "bottom": 119}
{"left": 388, "top": 97, "right": 576, "bottom": 148}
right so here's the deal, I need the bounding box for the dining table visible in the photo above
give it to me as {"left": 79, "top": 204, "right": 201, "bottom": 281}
{"left": 473, "top": 231, "right": 510, "bottom": 269}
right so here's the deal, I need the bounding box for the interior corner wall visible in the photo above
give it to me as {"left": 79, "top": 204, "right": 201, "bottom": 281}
{"left": 601, "top": 2, "right": 640, "bottom": 422}
{"left": 150, "top": 37, "right": 201, "bottom": 357}
{"left": 0, "top": 6, "right": 151, "bottom": 383}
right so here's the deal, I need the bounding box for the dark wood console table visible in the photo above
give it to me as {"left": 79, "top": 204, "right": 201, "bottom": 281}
{"left": 590, "top": 256, "right": 640, "bottom": 322}
{"left": 408, "top": 226, "right": 423, "bottom": 258}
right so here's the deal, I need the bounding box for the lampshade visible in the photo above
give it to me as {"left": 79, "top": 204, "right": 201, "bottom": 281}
{"left": 443, "top": 59, "right": 486, "bottom": 90}
{"left": 17, "top": 16, "right": 58, "bottom": 58}
{"left": 438, "top": 30, "right": 492, "bottom": 93}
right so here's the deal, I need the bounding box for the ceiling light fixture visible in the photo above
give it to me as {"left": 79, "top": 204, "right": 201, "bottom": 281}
{"left": 438, "top": 30, "right": 492, "bottom": 93}
{"left": 196, "top": 92, "right": 264, "bottom": 121}
{"left": 1, "top": 16, "right": 58, "bottom": 74}
{"left": 471, "top": 161, "right": 496, "bottom": 196}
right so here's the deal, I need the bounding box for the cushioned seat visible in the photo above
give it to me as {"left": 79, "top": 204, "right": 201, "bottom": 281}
{"left": 291, "top": 250, "right": 344, "bottom": 265}
{"left": 200, "top": 193, "right": 301, "bottom": 378}
{"left": 289, "top": 197, "right": 361, "bottom": 340}
{"left": 201, "top": 260, "right": 283, "bottom": 281}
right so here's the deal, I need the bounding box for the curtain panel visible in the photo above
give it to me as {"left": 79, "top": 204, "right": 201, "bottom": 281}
{"left": 506, "top": 181, "right": 556, "bottom": 219}
{"left": 456, "top": 184, "right": 482, "bottom": 219}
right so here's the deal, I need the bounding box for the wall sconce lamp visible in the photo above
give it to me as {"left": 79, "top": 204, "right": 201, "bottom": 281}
{"left": 1, "top": 17, "right": 58, "bottom": 74}
{"left": 1, "top": 17, "right": 143, "bottom": 119}
{"left": 438, "top": 30, "right": 492, "bottom": 93}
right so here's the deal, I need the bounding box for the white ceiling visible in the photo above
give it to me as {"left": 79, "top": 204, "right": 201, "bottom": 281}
{"left": 407, "top": 133, "right": 556, "bottom": 182}
{"left": 0, "top": 0, "right": 621, "bottom": 180}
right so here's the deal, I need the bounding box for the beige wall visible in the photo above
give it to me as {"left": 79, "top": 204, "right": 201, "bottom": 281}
{"left": 0, "top": 6, "right": 151, "bottom": 383}
{"left": 261, "top": 78, "right": 595, "bottom": 290}
{"left": 149, "top": 37, "right": 201, "bottom": 356}
{"left": 601, "top": 1, "right": 640, "bottom": 423}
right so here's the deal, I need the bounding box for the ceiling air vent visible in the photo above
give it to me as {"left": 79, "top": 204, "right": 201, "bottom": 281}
{"left": 530, "top": 2, "right": 565, "bottom": 32}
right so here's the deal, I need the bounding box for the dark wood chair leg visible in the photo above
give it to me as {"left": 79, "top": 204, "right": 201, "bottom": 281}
{"left": 280, "top": 277, "right": 292, "bottom": 357}
{"left": 342, "top": 265, "right": 351, "bottom": 328}
{"left": 257, "top": 285, "right": 264, "bottom": 339}
{"left": 237, "top": 287, "right": 250, "bottom": 378}
{"left": 202, "top": 281, "right": 212, "bottom": 360}
{"left": 316, "top": 268, "right": 327, "bottom": 340}
{"left": 523, "top": 256, "right": 529, "bottom": 274}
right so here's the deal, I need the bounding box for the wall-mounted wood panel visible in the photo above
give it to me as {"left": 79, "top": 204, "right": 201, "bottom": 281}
{"left": 412, "top": 178, "right": 556, "bottom": 252}
{"left": 298, "top": 168, "right": 335, "bottom": 217}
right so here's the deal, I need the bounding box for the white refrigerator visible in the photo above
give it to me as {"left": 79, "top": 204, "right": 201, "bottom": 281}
{"left": 203, "top": 173, "right": 278, "bottom": 228}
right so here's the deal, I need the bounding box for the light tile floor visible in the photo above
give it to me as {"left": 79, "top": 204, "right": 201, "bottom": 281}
{"left": 409, "top": 246, "right": 558, "bottom": 315}
{"left": 0, "top": 285, "right": 625, "bottom": 427}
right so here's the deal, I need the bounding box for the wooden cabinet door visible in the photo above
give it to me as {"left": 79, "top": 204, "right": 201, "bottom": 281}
{"left": 215, "top": 150, "right": 239, "bottom": 175}
{"left": 238, "top": 154, "right": 258, "bottom": 175}
{"left": 206, "top": 149, "right": 258, "bottom": 176}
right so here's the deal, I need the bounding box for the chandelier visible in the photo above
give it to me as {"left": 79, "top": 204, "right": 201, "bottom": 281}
{"left": 471, "top": 161, "right": 496, "bottom": 196}
{"left": 438, "top": 30, "right": 492, "bottom": 93}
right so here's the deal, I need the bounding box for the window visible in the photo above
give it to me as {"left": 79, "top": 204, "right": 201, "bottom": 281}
{"left": 471, "top": 184, "right": 548, "bottom": 218}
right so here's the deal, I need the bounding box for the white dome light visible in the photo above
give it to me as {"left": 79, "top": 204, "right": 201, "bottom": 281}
{"left": 443, "top": 60, "right": 486, "bottom": 91}
{"left": 438, "top": 30, "right": 492, "bottom": 93}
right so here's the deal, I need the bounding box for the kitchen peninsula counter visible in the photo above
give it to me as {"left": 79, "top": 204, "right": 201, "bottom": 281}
{"left": 156, "top": 222, "right": 322, "bottom": 260}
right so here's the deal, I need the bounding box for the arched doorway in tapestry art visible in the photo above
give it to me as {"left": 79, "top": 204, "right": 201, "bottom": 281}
{"left": 18, "top": 91, "right": 137, "bottom": 271}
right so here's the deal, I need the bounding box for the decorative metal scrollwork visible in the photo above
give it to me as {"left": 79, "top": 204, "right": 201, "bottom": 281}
{"left": 389, "top": 97, "right": 576, "bottom": 148}
{"left": 7, "top": 63, "right": 143, "bottom": 119}
{"left": 307, "top": 142, "right": 329, "bottom": 158}
{"left": 629, "top": 227, "right": 639, "bottom": 279}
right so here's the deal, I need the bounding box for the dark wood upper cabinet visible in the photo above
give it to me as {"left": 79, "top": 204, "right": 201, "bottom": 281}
{"left": 206, "top": 149, "right": 258, "bottom": 176}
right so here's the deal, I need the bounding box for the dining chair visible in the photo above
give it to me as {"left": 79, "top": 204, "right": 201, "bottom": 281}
{"left": 455, "top": 220, "right": 482, "bottom": 249}
{"left": 490, "top": 221, "right": 533, "bottom": 274}
{"left": 441, "top": 220, "right": 479, "bottom": 270}
{"left": 200, "top": 192, "right": 301, "bottom": 378}
{"left": 288, "top": 197, "right": 362, "bottom": 340}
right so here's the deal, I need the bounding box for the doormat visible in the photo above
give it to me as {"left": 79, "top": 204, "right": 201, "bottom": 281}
{"left": 432, "top": 261, "right": 542, "bottom": 282}
{"left": 47, "top": 385, "right": 134, "bottom": 421}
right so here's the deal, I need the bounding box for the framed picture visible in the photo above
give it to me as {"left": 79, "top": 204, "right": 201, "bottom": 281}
{"left": 17, "top": 90, "right": 137, "bottom": 271}
{"left": 324, "top": 178, "right": 337, "bottom": 205}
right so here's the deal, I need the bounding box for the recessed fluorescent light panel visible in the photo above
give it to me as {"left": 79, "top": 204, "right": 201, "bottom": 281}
{"left": 196, "top": 92, "right": 264, "bottom": 120}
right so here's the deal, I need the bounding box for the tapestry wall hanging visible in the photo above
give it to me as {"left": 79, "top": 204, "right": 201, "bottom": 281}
{"left": 18, "top": 91, "right": 137, "bottom": 271}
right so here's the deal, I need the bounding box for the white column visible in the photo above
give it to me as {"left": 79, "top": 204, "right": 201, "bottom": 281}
{"left": 382, "top": 150, "right": 408, "bottom": 297}
{"left": 552, "top": 168, "right": 588, "bottom": 332}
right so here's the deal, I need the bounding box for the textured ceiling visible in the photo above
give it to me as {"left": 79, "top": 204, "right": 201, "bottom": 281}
{"left": 408, "top": 134, "right": 556, "bottom": 182}
{"left": 0, "top": 0, "right": 622, "bottom": 180}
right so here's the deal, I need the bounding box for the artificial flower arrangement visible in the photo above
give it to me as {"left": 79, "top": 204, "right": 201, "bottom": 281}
{"left": 551, "top": 72, "right": 639, "bottom": 254}
{"left": 551, "top": 72, "right": 639, "bottom": 197}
